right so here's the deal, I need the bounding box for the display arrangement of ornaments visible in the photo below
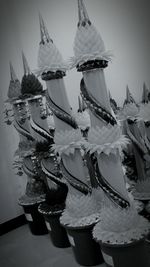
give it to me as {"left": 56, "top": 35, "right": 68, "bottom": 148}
{"left": 118, "top": 83, "right": 150, "bottom": 227}
{"left": 118, "top": 86, "right": 139, "bottom": 186}
{"left": 21, "top": 52, "right": 70, "bottom": 245}
{"left": 4, "top": 0, "right": 150, "bottom": 266}
{"left": 4, "top": 62, "right": 49, "bottom": 235}
{"left": 36, "top": 12, "right": 104, "bottom": 265}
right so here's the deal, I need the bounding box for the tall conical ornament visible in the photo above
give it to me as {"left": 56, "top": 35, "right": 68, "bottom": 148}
{"left": 10, "top": 62, "right": 18, "bottom": 81}
{"left": 22, "top": 52, "right": 31, "bottom": 75}
{"left": 37, "top": 13, "right": 67, "bottom": 76}
{"left": 39, "top": 13, "right": 53, "bottom": 44}
{"left": 126, "top": 85, "right": 135, "bottom": 103}
{"left": 77, "top": 0, "right": 91, "bottom": 27}
{"left": 123, "top": 85, "right": 136, "bottom": 106}
{"left": 73, "top": 0, "right": 108, "bottom": 69}
{"left": 142, "top": 82, "right": 149, "bottom": 103}
{"left": 7, "top": 62, "right": 21, "bottom": 99}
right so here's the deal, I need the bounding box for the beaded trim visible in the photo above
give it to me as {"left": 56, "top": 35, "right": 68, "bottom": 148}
{"left": 38, "top": 202, "right": 64, "bottom": 216}
{"left": 41, "top": 70, "right": 66, "bottom": 81}
{"left": 14, "top": 120, "right": 34, "bottom": 141}
{"left": 30, "top": 117, "right": 53, "bottom": 142}
{"left": 46, "top": 92, "right": 78, "bottom": 130}
{"left": 41, "top": 159, "right": 66, "bottom": 186}
{"left": 93, "top": 157, "right": 130, "bottom": 209}
{"left": 77, "top": 59, "right": 108, "bottom": 72}
{"left": 80, "top": 78, "right": 117, "bottom": 126}
{"left": 60, "top": 159, "right": 92, "bottom": 195}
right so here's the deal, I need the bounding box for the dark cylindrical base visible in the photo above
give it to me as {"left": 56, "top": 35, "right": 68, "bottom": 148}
{"left": 145, "top": 231, "right": 150, "bottom": 256}
{"left": 65, "top": 224, "right": 104, "bottom": 266}
{"left": 100, "top": 239, "right": 149, "bottom": 267}
{"left": 146, "top": 232, "right": 150, "bottom": 242}
{"left": 44, "top": 213, "right": 70, "bottom": 248}
{"left": 22, "top": 204, "right": 48, "bottom": 235}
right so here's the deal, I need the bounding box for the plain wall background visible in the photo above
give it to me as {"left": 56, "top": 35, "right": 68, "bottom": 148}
{"left": 0, "top": 0, "right": 150, "bottom": 222}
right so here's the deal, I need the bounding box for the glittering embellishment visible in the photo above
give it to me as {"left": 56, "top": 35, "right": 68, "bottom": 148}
{"left": 41, "top": 159, "right": 66, "bottom": 186}
{"left": 14, "top": 120, "right": 34, "bottom": 141}
{"left": 46, "top": 92, "right": 78, "bottom": 129}
{"left": 80, "top": 78, "right": 117, "bottom": 126}
{"left": 38, "top": 202, "right": 65, "bottom": 216}
{"left": 41, "top": 70, "right": 66, "bottom": 81}
{"left": 77, "top": 59, "right": 108, "bottom": 71}
{"left": 93, "top": 158, "right": 130, "bottom": 209}
{"left": 30, "top": 117, "right": 53, "bottom": 142}
{"left": 60, "top": 159, "right": 92, "bottom": 195}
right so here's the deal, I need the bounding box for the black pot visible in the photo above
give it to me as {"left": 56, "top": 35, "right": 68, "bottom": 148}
{"left": 100, "top": 239, "right": 149, "bottom": 267}
{"left": 64, "top": 224, "right": 104, "bottom": 266}
{"left": 145, "top": 231, "right": 150, "bottom": 256}
{"left": 22, "top": 203, "right": 48, "bottom": 235}
{"left": 38, "top": 203, "right": 70, "bottom": 248}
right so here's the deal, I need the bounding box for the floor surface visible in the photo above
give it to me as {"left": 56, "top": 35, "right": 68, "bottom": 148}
{"left": 0, "top": 224, "right": 106, "bottom": 267}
